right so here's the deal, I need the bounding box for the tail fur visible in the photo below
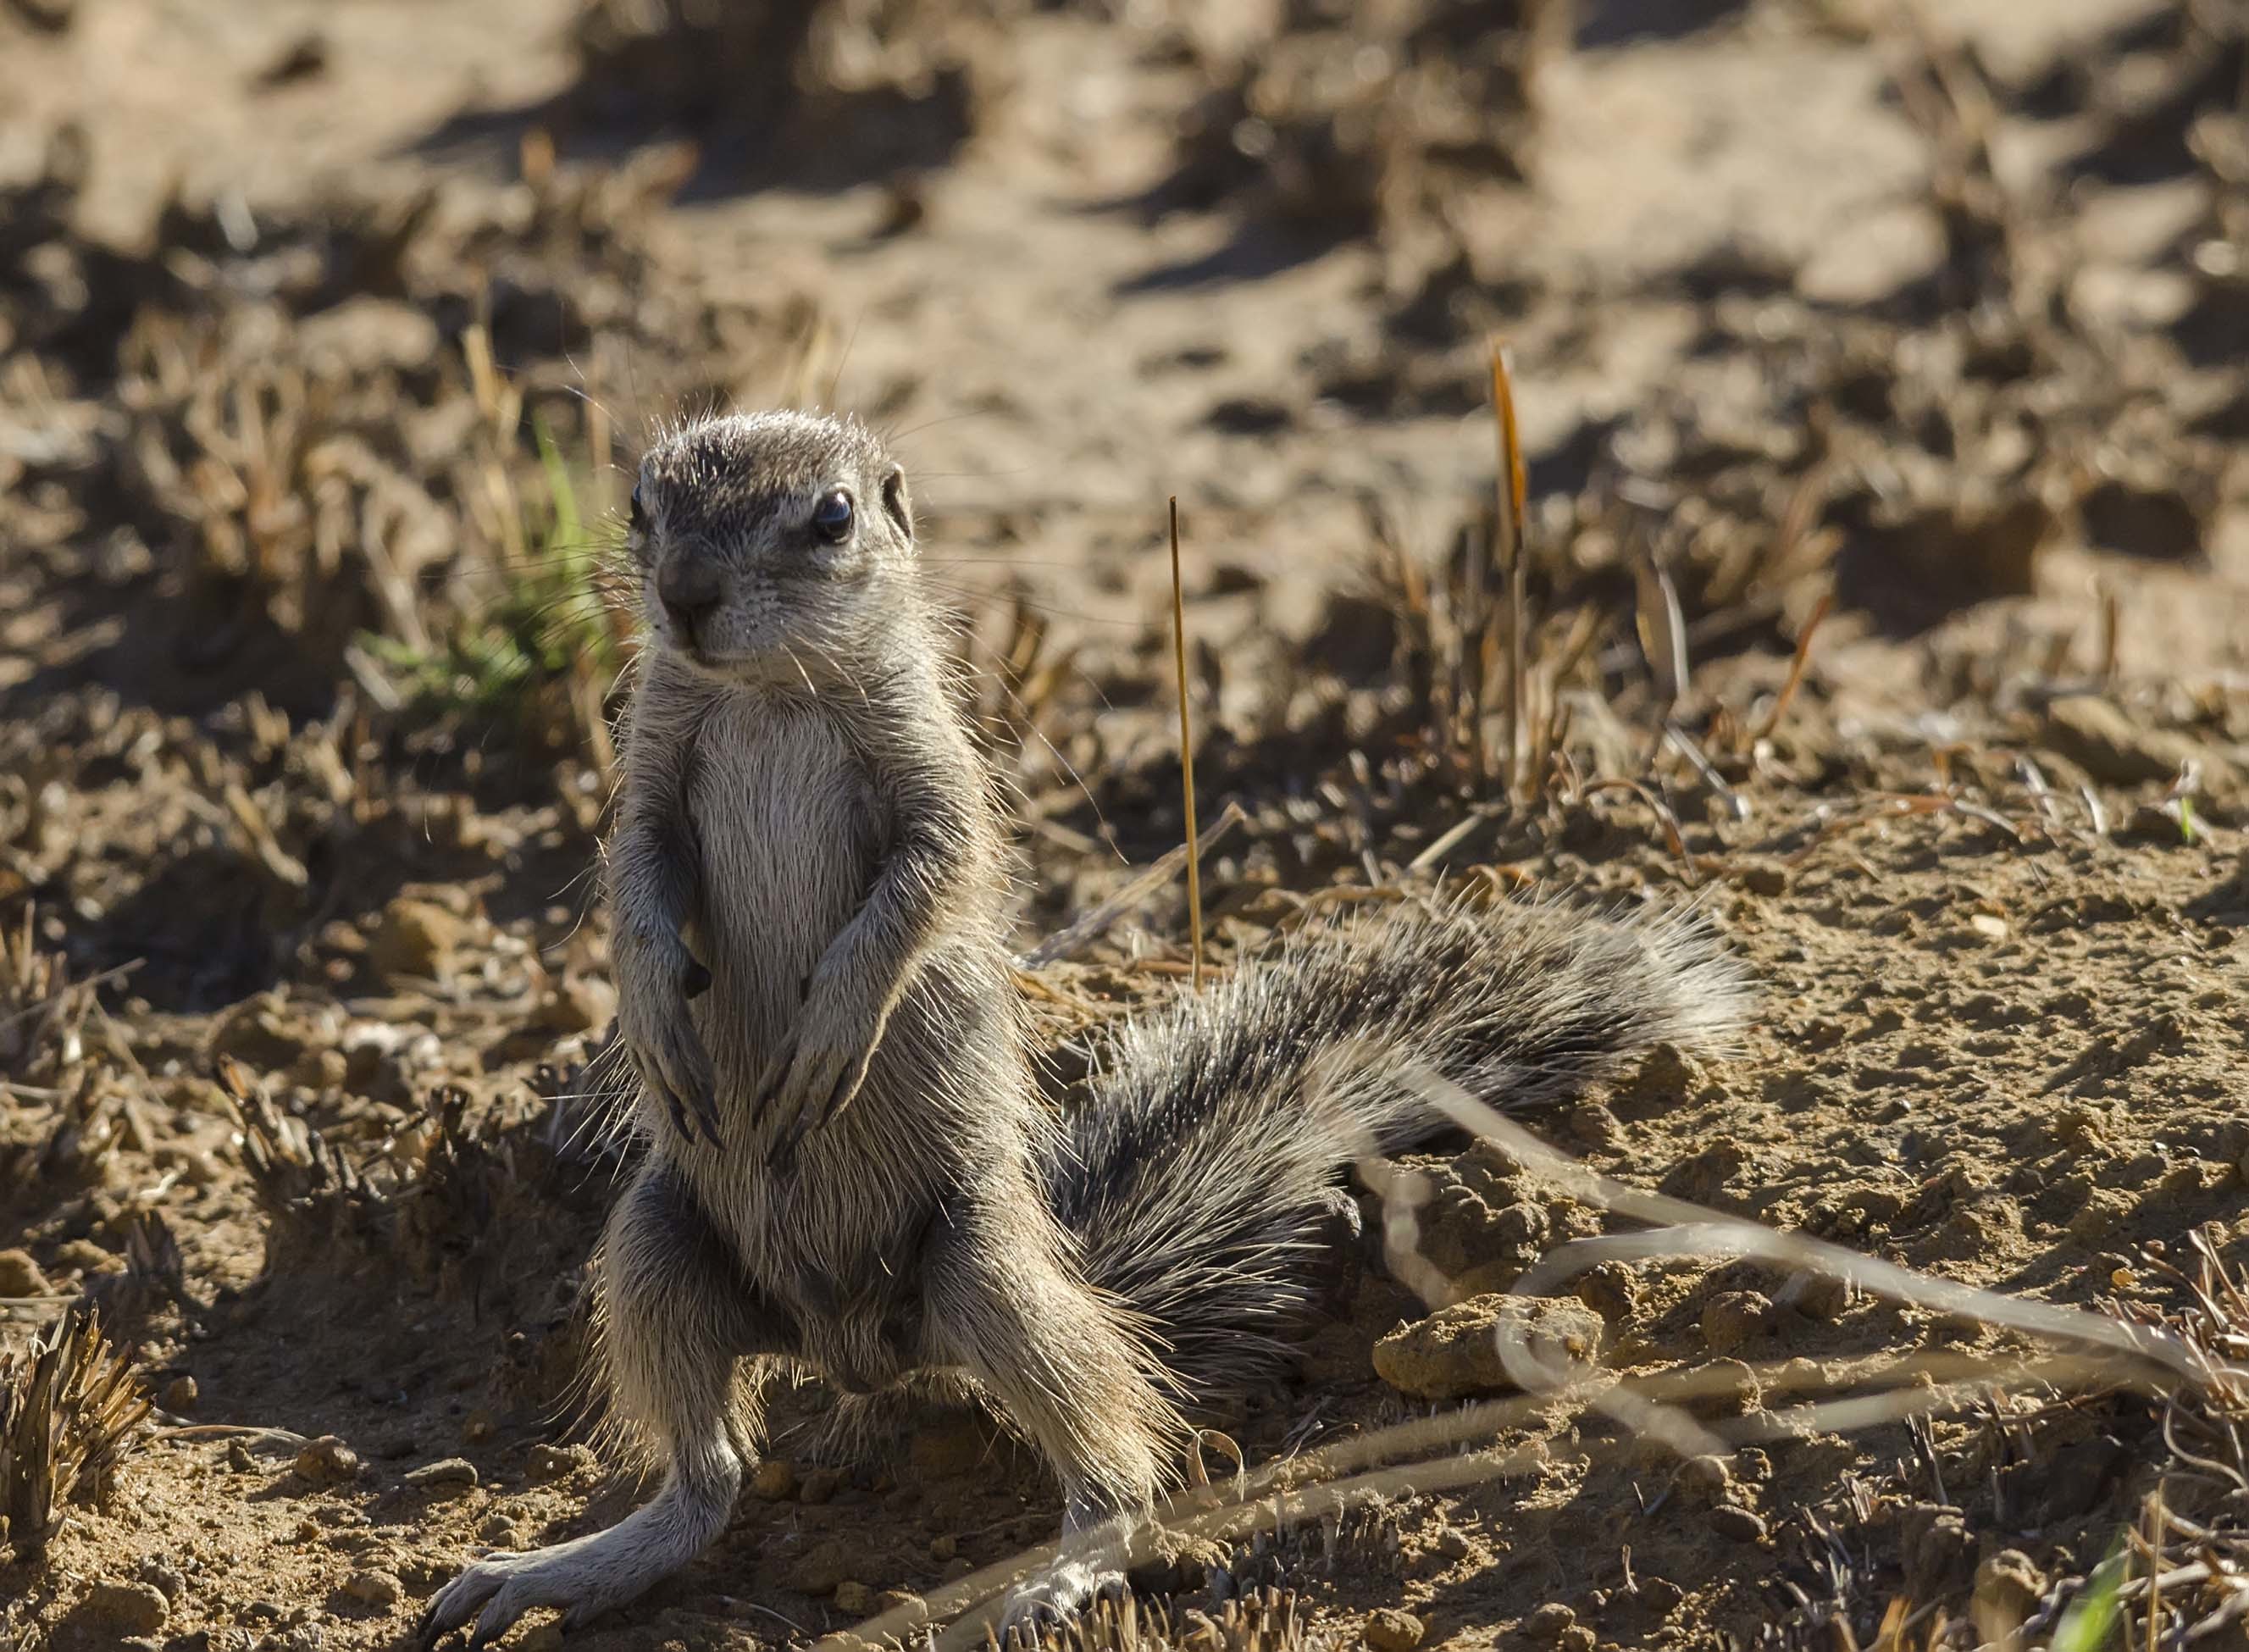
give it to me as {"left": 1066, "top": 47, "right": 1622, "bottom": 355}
{"left": 1038, "top": 896, "right": 1749, "bottom": 1401}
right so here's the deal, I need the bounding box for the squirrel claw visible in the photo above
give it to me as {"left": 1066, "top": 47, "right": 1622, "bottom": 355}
{"left": 806, "top": 1059, "right": 869, "bottom": 1137}
{"left": 759, "top": 1041, "right": 872, "bottom": 1164}
{"left": 665, "top": 1089, "right": 723, "bottom": 1151}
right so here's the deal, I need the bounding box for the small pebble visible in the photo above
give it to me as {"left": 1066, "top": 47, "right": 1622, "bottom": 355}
{"left": 1679, "top": 1455, "right": 1733, "bottom": 1503}
{"left": 929, "top": 1533, "right": 958, "bottom": 1562}
{"left": 294, "top": 1436, "right": 359, "bottom": 1485}
{"left": 404, "top": 1457, "right": 479, "bottom": 1493}
{"left": 0, "top": 1248, "right": 50, "bottom": 1297}
{"left": 1710, "top": 1504, "right": 1770, "bottom": 1543}
{"left": 526, "top": 1443, "right": 588, "bottom": 1482}
{"left": 341, "top": 1569, "right": 403, "bottom": 1608}
{"left": 54, "top": 1238, "right": 119, "bottom": 1273}
{"left": 751, "top": 1459, "right": 797, "bottom": 1500}
{"left": 1740, "top": 864, "right": 1786, "bottom": 896}
{"left": 798, "top": 1466, "right": 841, "bottom": 1505}
{"left": 1524, "top": 1603, "right": 1575, "bottom": 1643}
{"left": 834, "top": 1580, "right": 878, "bottom": 1616}
{"left": 81, "top": 1580, "right": 169, "bottom": 1635}
{"left": 1364, "top": 1608, "right": 1426, "bottom": 1652}
{"left": 1781, "top": 1271, "right": 1852, "bottom": 1322}
{"left": 162, "top": 1375, "right": 200, "bottom": 1411}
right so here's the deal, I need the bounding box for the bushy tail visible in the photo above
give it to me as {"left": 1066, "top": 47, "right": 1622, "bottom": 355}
{"left": 1037, "top": 897, "right": 1749, "bottom": 1402}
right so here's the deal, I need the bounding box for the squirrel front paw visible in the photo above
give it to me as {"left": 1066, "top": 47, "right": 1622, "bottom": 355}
{"left": 617, "top": 936, "right": 723, "bottom": 1149}
{"left": 754, "top": 995, "right": 885, "bottom": 1162}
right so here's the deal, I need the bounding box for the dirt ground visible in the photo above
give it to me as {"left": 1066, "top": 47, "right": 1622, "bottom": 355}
{"left": 3, "top": 0, "right": 2249, "bottom": 1649}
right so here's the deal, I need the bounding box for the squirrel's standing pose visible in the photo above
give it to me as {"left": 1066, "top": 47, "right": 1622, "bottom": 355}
{"left": 419, "top": 412, "right": 1748, "bottom": 1648}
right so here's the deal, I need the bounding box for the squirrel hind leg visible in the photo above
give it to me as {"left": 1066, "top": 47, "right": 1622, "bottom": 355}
{"left": 923, "top": 1218, "right": 1184, "bottom": 1640}
{"left": 420, "top": 1162, "right": 775, "bottom": 1648}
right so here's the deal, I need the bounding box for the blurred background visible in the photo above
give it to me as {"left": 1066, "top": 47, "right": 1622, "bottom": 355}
{"left": 6, "top": 0, "right": 2243, "bottom": 740}
{"left": 4, "top": 2, "right": 2249, "bottom": 1649}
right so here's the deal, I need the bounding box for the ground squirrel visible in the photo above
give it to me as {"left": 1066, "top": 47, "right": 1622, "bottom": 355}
{"left": 419, "top": 411, "right": 1748, "bottom": 1648}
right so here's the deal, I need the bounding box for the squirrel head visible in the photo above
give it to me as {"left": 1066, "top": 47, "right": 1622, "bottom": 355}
{"left": 628, "top": 410, "right": 918, "bottom": 686}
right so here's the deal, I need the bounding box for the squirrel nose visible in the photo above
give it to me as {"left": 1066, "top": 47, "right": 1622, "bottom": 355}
{"left": 657, "top": 557, "right": 723, "bottom": 635}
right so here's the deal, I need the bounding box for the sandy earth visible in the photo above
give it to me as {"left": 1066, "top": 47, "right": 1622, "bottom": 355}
{"left": 3, "top": 0, "right": 2249, "bottom": 1649}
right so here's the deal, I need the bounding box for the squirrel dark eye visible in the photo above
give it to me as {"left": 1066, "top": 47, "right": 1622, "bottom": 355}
{"left": 812, "top": 489, "right": 855, "bottom": 544}
{"left": 629, "top": 484, "right": 645, "bottom": 529}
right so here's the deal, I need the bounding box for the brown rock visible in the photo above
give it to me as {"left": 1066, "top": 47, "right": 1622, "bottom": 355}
{"left": 1710, "top": 1504, "right": 1769, "bottom": 1543}
{"left": 798, "top": 1466, "right": 841, "bottom": 1505}
{"left": 1678, "top": 1455, "right": 1733, "bottom": 1504}
{"left": 751, "top": 1459, "right": 797, "bottom": 1500}
{"left": 79, "top": 1581, "right": 169, "bottom": 1635}
{"left": 0, "top": 1248, "right": 50, "bottom": 1297}
{"left": 1975, "top": 1549, "right": 2045, "bottom": 1625}
{"left": 1686, "top": 1358, "right": 1763, "bottom": 1417}
{"left": 53, "top": 1238, "right": 119, "bottom": 1274}
{"left": 777, "top": 1537, "right": 855, "bottom": 1596}
{"left": 1524, "top": 1604, "right": 1575, "bottom": 1642}
{"left": 294, "top": 1435, "right": 360, "bottom": 1484}
{"left": 371, "top": 897, "right": 468, "bottom": 983}
{"left": 1900, "top": 1503, "right": 1976, "bottom": 1599}
{"left": 208, "top": 994, "right": 315, "bottom": 1069}
{"left": 403, "top": 1457, "right": 478, "bottom": 1494}
{"left": 1565, "top": 1102, "right": 1622, "bottom": 1147}
{"left": 161, "top": 1375, "right": 199, "bottom": 1411}
{"left": 1373, "top": 1295, "right": 1604, "bottom": 1401}
{"left": 1777, "top": 1271, "right": 1852, "bottom": 1322}
{"left": 291, "top": 1047, "right": 349, "bottom": 1091}
{"left": 526, "top": 1443, "right": 590, "bottom": 1482}
{"left": 540, "top": 975, "right": 617, "bottom": 1034}
{"left": 834, "top": 1580, "right": 879, "bottom": 1616}
{"left": 1409, "top": 1154, "right": 1552, "bottom": 1294}
{"left": 1364, "top": 1608, "right": 1425, "bottom": 1652}
{"left": 342, "top": 1569, "right": 403, "bottom": 1607}
{"left": 1575, "top": 1261, "right": 1638, "bottom": 1322}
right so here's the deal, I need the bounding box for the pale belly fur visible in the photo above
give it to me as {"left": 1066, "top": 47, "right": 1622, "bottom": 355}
{"left": 672, "top": 690, "right": 933, "bottom": 1387}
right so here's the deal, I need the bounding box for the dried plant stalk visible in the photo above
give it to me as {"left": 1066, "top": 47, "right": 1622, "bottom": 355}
{"left": 0, "top": 1306, "right": 152, "bottom": 1561}
{"left": 1489, "top": 341, "right": 1530, "bottom": 803}
{"left": 1168, "top": 497, "right": 1205, "bottom": 990}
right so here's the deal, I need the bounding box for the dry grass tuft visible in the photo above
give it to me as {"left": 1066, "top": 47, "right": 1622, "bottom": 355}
{"left": 0, "top": 1306, "right": 152, "bottom": 1562}
{"left": 217, "top": 1052, "right": 391, "bottom": 1245}
{"left": 997, "top": 1587, "right": 1326, "bottom": 1652}
{"left": 2, "top": 1067, "right": 125, "bottom": 1191}
{"left": 0, "top": 906, "right": 97, "bottom": 1084}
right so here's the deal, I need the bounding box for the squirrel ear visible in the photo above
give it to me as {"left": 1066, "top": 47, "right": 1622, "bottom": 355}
{"left": 881, "top": 464, "right": 913, "bottom": 542}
